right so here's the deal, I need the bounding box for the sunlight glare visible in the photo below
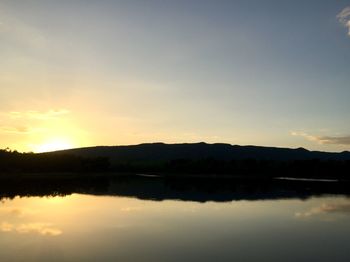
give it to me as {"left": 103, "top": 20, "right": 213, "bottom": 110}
{"left": 34, "top": 139, "right": 74, "bottom": 153}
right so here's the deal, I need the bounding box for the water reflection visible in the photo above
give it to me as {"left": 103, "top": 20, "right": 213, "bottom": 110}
{"left": 0, "top": 194, "right": 350, "bottom": 261}
{"left": 0, "top": 222, "right": 62, "bottom": 236}
{"left": 0, "top": 175, "right": 350, "bottom": 202}
{"left": 0, "top": 194, "right": 349, "bottom": 261}
{"left": 295, "top": 201, "right": 350, "bottom": 219}
{"left": 0, "top": 176, "right": 350, "bottom": 261}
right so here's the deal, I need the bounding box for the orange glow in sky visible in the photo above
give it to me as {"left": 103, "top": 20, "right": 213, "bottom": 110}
{"left": 1, "top": 1, "right": 350, "bottom": 152}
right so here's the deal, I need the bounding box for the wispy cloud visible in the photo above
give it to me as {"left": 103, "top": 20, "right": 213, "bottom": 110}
{"left": 291, "top": 131, "right": 350, "bottom": 146}
{"left": 0, "top": 126, "right": 30, "bottom": 134}
{"left": 337, "top": 6, "right": 350, "bottom": 36}
{"left": 0, "top": 109, "right": 70, "bottom": 135}
{"left": 290, "top": 131, "right": 319, "bottom": 142}
{"left": 315, "top": 136, "right": 350, "bottom": 145}
{"left": 8, "top": 109, "right": 70, "bottom": 120}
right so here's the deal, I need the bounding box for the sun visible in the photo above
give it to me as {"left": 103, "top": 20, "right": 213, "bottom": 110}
{"left": 34, "top": 138, "right": 74, "bottom": 153}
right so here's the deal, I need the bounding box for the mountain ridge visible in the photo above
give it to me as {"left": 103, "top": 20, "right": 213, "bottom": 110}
{"left": 46, "top": 142, "right": 350, "bottom": 163}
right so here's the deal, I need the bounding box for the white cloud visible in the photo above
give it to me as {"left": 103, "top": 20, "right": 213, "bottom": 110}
{"left": 337, "top": 6, "right": 350, "bottom": 36}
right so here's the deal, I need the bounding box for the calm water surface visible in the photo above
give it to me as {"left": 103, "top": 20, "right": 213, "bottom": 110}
{"left": 0, "top": 193, "right": 350, "bottom": 261}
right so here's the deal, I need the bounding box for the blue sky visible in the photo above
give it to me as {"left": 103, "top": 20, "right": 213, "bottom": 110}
{"left": 0, "top": 0, "right": 350, "bottom": 152}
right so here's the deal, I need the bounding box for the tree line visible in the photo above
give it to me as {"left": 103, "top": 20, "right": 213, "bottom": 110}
{"left": 0, "top": 149, "right": 110, "bottom": 173}
{"left": 1, "top": 148, "right": 350, "bottom": 179}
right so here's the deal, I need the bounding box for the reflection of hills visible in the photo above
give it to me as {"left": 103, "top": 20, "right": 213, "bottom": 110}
{"left": 1, "top": 175, "right": 349, "bottom": 202}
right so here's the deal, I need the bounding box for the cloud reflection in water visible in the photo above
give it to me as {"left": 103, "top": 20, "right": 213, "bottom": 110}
{"left": 295, "top": 202, "right": 350, "bottom": 219}
{"left": 0, "top": 222, "right": 62, "bottom": 236}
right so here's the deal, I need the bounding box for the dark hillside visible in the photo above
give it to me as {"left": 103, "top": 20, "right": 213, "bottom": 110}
{"left": 51, "top": 142, "right": 350, "bottom": 163}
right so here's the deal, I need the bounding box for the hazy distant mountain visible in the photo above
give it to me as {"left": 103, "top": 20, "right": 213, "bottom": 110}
{"left": 49, "top": 142, "right": 350, "bottom": 165}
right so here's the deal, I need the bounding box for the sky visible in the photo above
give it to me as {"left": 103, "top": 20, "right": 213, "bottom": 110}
{"left": 1, "top": 0, "right": 350, "bottom": 152}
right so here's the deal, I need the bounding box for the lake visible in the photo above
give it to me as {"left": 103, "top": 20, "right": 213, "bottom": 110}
{"left": 0, "top": 176, "right": 350, "bottom": 261}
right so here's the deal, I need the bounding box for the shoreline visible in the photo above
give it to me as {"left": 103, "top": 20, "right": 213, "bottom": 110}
{"left": 0, "top": 171, "right": 349, "bottom": 181}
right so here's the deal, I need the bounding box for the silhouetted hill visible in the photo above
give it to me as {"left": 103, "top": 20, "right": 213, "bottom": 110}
{"left": 49, "top": 142, "right": 350, "bottom": 163}
{"left": 38, "top": 143, "right": 350, "bottom": 179}
{"left": 2, "top": 143, "right": 350, "bottom": 179}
